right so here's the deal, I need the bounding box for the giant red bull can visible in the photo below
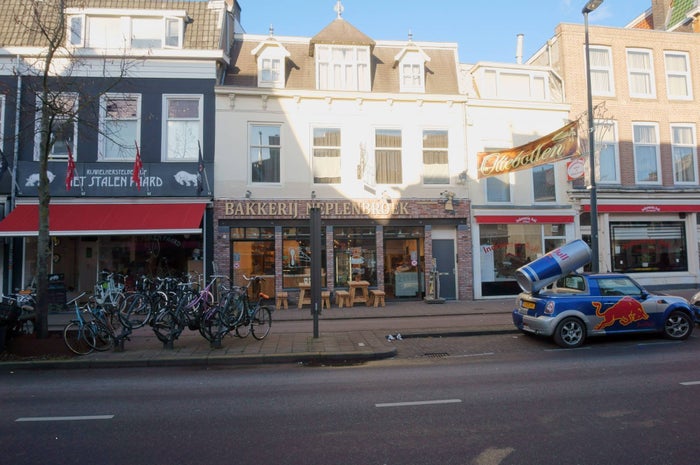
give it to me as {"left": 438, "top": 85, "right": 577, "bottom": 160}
{"left": 515, "top": 239, "right": 591, "bottom": 293}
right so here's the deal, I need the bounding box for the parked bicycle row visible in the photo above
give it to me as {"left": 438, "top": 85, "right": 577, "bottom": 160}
{"left": 62, "top": 272, "right": 273, "bottom": 355}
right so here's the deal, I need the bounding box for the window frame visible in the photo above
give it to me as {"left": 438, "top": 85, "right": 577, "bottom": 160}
{"left": 664, "top": 51, "right": 692, "bottom": 101}
{"left": 162, "top": 94, "right": 203, "bottom": 162}
{"left": 632, "top": 122, "right": 661, "bottom": 185}
{"left": 670, "top": 123, "right": 697, "bottom": 185}
{"left": 626, "top": 48, "right": 656, "bottom": 99}
{"left": 595, "top": 119, "right": 620, "bottom": 184}
{"left": 374, "top": 128, "right": 403, "bottom": 185}
{"left": 588, "top": 45, "right": 615, "bottom": 97}
{"left": 33, "top": 92, "right": 79, "bottom": 161}
{"left": 315, "top": 44, "right": 371, "bottom": 92}
{"left": 421, "top": 129, "right": 449, "bottom": 185}
{"left": 399, "top": 51, "right": 426, "bottom": 93}
{"left": 249, "top": 123, "right": 282, "bottom": 185}
{"left": 257, "top": 47, "right": 287, "bottom": 89}
{"left": 98, "top": 93, "right": 141, "bottom": 161}
{"left": 70, "top": 14, "right": 183, "bottom": 50}
{"left": 312, "top": 127, "right": 341, "bottom": 184}
{"left": 532, "top": 163, "right": 556, "bottom": 203}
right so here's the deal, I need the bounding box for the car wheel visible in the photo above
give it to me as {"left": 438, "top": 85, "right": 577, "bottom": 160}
{"left": 553, "top": 317, "right": 586, "bottom": 348}
{"left": 663, "top": 311, "right": 693, "bottom": 341}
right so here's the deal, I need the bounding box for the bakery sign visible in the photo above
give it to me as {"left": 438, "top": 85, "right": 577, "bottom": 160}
{"left": 477, "top": 121, "right": 580, "bottom": 179}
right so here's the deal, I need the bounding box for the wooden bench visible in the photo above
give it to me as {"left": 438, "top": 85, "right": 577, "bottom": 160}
{"left": 335, "top": 290, "right": 350, "bottom": 308}
{"left": 275, "top": 291, "right": 289, "bottom": 310}
{"left": 321, "top": 290, "right": 331, "bottom": 309}
{"left": 369, "top": 289, "right": 386, "bottom": 307}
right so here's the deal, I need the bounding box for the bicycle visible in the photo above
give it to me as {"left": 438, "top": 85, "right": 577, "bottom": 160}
{"left": 203, "top": 275, "right": 272, "bottom": 343}
{"left": 152, "top": 274, "right": 229, "bottom": 345}
{"left": 94, "top": 271, "right": 126, "bottom": 315}
{"left": 63, "top": 292, "right": 129, "bottom": 355}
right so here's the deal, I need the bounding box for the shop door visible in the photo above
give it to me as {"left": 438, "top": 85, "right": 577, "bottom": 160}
{"left": 384, "top": 238, "right": 421, "bottom": 299}
{"left": 432, "top": 239, "right": 456, "bottom": 300}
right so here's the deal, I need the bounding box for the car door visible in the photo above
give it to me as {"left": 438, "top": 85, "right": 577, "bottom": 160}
{"left": 591, "top": 277, "right": 655, "bottom": 333}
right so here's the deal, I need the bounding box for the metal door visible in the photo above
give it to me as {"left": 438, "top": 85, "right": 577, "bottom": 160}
{"left": 432, "top": 239, "right": 456, "bottom": 300}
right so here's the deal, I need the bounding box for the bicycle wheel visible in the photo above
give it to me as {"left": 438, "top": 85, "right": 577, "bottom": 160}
{"left": 200, "top": 308, "right": 227, "bottom": 342}
{"left": 63, "top": 322, "right": 95, "bottom": 355}
{"left": 122, "top": 293, "right": 152, "bottom": 329}
{"left": 87, "top": 320, "right": 114, "bottom": 352}
{"left": 250, "top": 306, "right": 272, "bottom": 340}
{"left": 152, "top": 309, "right": 177, "bottom": 344}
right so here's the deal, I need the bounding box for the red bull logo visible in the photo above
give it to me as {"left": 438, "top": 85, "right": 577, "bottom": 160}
{"left": 593, "top": 296, "right": 649, "bottom": 330}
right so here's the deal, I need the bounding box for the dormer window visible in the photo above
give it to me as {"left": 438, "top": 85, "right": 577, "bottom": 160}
{"left": 251, "top": 39, "right": 290, "bottom": 89}
{"left": 316, "top": 44, "right": 370, "bottom": 91}
{"left": 396, "top": 49, "right": 430, "bottom": 93}
{"left": 66, "top": 10, "right": 185, "bottom": 50}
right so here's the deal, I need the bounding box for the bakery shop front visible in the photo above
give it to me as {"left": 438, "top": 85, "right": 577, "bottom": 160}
{"left": 213, "top": 198, "right": 472, "bottom": 305}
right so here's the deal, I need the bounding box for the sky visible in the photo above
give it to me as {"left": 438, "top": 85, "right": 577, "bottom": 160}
{"left": 237, "top": 0, "right": 652, "bottom": 64}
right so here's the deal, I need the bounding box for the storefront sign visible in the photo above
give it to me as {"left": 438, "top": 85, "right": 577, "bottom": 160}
{"left": 477, "top": 121, "right": 580, "bottom": 179}
{"left": 224, "top": 199, "right": 421, "bottom": 219}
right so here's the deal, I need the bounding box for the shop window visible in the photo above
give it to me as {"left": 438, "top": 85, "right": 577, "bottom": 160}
{"left": 479, "top": 223, "right": 565, "bottom": 296}
{"left": 333, "top": 227, "right": 377, "bottom": 287}
{"left": 282, "top": 227, "right": 326, "bottom": 289}
{"left": 250, "top": 124, "right": 281, "bottom": 183}
{"left": 611, "top": 221, "right": 687, "bottom": 273}
{"left": 384, "top": 227, "right": 425, "bottom": 299}
{"left": 231, "top": 227, "right": 275, "bottom": 295}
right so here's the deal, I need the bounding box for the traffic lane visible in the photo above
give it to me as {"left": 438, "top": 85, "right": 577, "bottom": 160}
{"left": 4, "top": 337, "right": 700, "bottom": 465}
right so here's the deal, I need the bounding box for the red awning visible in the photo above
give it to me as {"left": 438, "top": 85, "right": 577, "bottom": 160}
{"left": 475, "top": 215, "right": 575, "bottom": 224}
{"left": 0, "top": 203, "right": 206, "bottom": 236}
{"left": 581, "top": 204, "right": 700, "bottom": 213}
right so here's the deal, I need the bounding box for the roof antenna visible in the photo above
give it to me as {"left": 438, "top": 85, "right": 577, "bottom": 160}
{"left": 334, "top": 0, "right": 344, "bottom": 19}
{"left": 269, "top": 24, "right": 274, "bottom": 36}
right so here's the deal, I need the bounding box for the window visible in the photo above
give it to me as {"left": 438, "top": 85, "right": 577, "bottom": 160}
{"left": 632, "top": 123, "right": 660, "bottom": 184}
{"left": 589, "top": 46, "right": 614, "bottom": 96}
{"left": 398, "top": 50, "right": 427, "bottom": 93}
{"left": 76, "top": 15, "right": 183, "bottom": 50}
{"left": 316, "top": 45, "right": 370, "bottom": 91}
{"left": 68, "top": 15, "right": 84, "bottom": 47}
{"left": 664, "top": 52, "right": 692, "bottom": 100}
{"left": 261, "top": 58, "right": 282, "bottom": 85}
{"left": 34, "top": 93, "right": 78, "bottom": 161}
{"left": 252, "top": 41, "right": 290, "bottom": 88}
{"left": 479, "top": 69, "right": 549, "bottom": 100}
{"left": 595, "top": 120, "right": 619, "bottom": 183}
{"left": 422, "top": 130, "right": 448, "bottom": 184}
{"left": 99, "top": 94, "right": 141, "bottom": 161}
{"left": 671, "top": 124, "right": 697, "bottom": 184}
{"left": 486, "top": 174, "right": 511, "bottom": 203}
{"left": 250, "top": 124, "right": 281, "bottom": 183}
{"left": 164, "top": 95, "right": 202, "bottom": 161}
{"left": 333, "top": 227, "right": 377, "bottom": 287}
{"left": 532, "top": 164, "right": 555, "bottom": 202}
{"left": 282, "top": 227, "right": 326, "bottom": 288}
{"left": 627, "top": 49, "right": 655, "bottom": 98}
{"left": 230, "top": 227, "right": 275, "bottom": 292}
{"left": 375, "top": 129, "right": 402, "bottom": 184}
{"left": 611, "top": 221, "right": 687, "bottom": 273}
{"left": 312, "top": 128, "right": 341, "bottom": 184}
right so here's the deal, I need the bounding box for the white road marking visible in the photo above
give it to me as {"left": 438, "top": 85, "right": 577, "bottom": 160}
{"left": 452, "top": 352, "right": 495, "bottom": 358}
{"left": 15, "top": 415, "right": 114, "bottom": 422}
{"left": 376, "top": 399, "right": 462, "bottom": 408}
{"left": 680, "top": 381, "right": 700, "bottom": 386}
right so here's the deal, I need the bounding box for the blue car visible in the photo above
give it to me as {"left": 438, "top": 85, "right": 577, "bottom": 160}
{"left": 512, "top": 273, "right": 695, "bottom": 348}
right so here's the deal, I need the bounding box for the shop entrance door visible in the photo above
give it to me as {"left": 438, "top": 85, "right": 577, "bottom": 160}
{"left": 384, "top": 238, "right": 422, "bottom": 299}
{"left": 432, "top": 239, "right": 456, "bottom": 300}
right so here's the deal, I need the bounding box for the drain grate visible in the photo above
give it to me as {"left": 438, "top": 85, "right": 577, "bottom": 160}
{"left": 423, "top": 352, "right": 449, "bottom": 359}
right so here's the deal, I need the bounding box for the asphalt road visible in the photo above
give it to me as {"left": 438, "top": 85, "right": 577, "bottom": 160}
{"left": 3, "top": 332, "right": 700, "bottom": 465}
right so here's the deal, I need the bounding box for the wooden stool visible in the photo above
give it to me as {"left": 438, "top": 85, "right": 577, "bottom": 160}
{"left": 275, "top": 291, "right": 289, "bottom": 310}
{"left": 321, "top": 291, "right": 331, "bottom": 309}
{"left": 369, "top": 289, "right": 385, "bottom": 307}
{"left": 335, "top": 290, "right": 350, "bottom": 308}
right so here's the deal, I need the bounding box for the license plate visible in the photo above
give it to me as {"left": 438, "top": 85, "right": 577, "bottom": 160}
{"left": 522, "top": 301, "right": 536, "bottom": 310}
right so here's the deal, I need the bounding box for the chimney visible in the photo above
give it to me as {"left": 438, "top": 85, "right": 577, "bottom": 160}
{"left": 515, "top": 34, "right": 524, "bottom": 64}
{"left": 651, "top": 0, "right": 672, "bottom": 30}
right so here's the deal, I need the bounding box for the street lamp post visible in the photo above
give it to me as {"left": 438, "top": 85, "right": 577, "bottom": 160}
{"left": 583, "top": 0, "right": 603, "bottom": 273}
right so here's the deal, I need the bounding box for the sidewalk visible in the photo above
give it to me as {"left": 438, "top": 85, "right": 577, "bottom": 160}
{"left": 2, "top": 287, "right": 695, "bottom": 370}
{"left": 0, "top": 297, "right": 516, "bottom": 369}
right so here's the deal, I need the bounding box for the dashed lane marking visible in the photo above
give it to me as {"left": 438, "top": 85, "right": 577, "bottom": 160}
{"left": 375, "top": 399, "right": 462, "bottom": 408}
{"left": 15, "top": 415, "right": 115, "bottom": 422}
